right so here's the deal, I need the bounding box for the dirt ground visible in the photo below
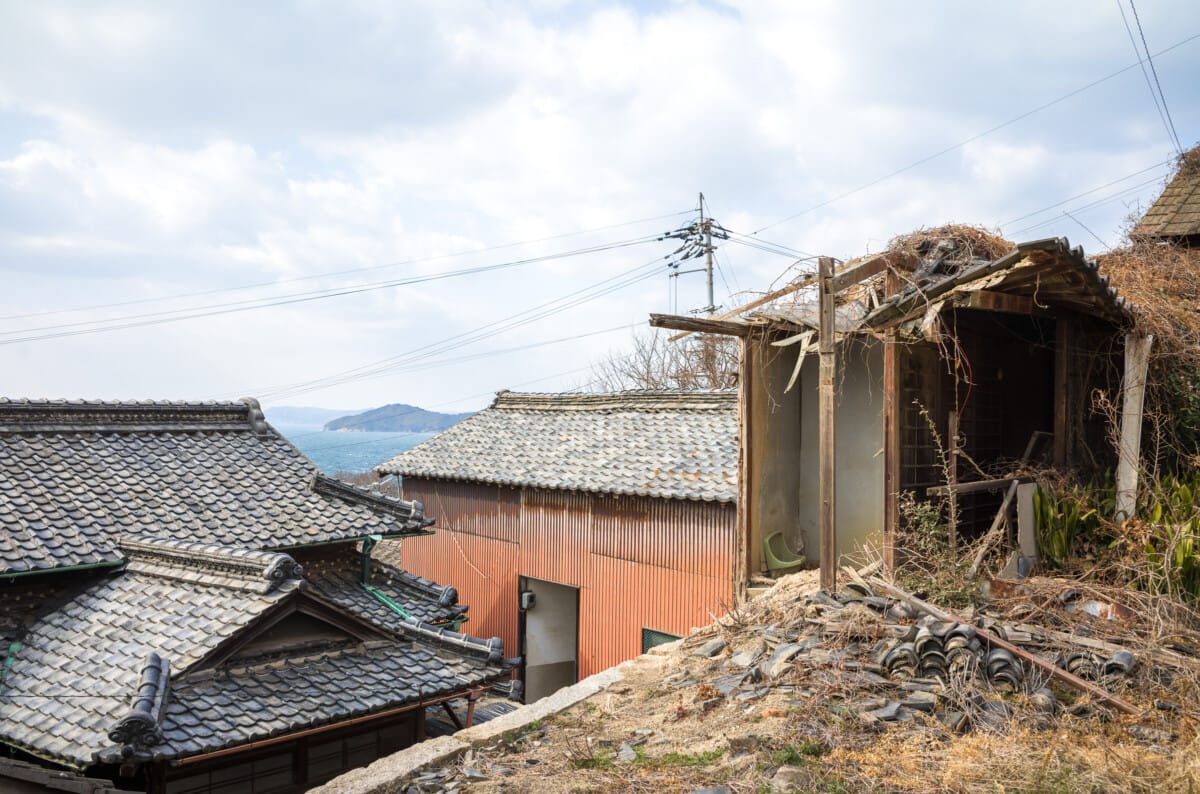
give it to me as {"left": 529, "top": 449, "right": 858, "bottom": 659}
{"left": 410, "top": 569, "right": 1200, "bottom": 793}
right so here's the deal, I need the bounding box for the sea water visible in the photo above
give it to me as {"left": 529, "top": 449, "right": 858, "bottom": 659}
{"left": 274, "top": 426, "right": 435, "bottom": 475}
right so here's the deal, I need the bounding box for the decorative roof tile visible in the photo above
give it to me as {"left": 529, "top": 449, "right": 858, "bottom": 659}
{"left": 0, "top": 567, "right": 293, "bottom": 766}
{"left": 376, "top": 390, "right": 738, "bottom": 503}
{"left": 0, "top": 398, "right": 429, "bottom": 575}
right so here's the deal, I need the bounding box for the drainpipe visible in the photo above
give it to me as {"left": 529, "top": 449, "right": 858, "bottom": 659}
{"left": 359, "top": 534, "right": 414, "bottom": 621}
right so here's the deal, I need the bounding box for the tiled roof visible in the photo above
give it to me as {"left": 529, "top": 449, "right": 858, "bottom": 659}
{"left": 1133, "top": 158, "right": 1200, "bottom": 239}
{"left": 0, "top": 398, "right": 430, "bottom": 575}
{"left": 376, "top": 390, "right": 739, "bottom": 503}
{"left": 0, "top": 536, "right": 505, "bottom": 767}
{"left": 149, "top": 642, "right": 505, "bottom": 760}
{"left": 0, "top": 560, "right": 298, "bottom": 765}
{"left": 304, "top": 547, "right": 467, "bottom": 627}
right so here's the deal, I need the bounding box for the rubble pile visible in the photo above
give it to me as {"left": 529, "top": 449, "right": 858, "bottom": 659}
{"left": 386, "top": 571, "right": 1198, "bottom": 793}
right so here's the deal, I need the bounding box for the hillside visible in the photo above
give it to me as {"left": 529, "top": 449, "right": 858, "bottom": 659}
{"left": 339, "top": 569, "right": 1200, "bottom": 793}
{"left": 324, "top": 403, "right": 474, "bottom": 433}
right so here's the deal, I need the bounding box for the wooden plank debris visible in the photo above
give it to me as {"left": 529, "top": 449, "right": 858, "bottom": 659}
{"left": 967, "top": 479, "right": 1020, "bottom": 579}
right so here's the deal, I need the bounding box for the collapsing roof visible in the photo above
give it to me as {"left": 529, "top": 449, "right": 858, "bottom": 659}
{"left": 748, "top": 236, "right": 1132, "bottom": 337}
{"left": 375, "top": 389, "right": 739, "bottom": 503}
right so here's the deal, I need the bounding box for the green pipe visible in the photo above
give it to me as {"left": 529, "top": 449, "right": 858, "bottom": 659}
{"left": 0, "top": 560, "right": 123, "bottom": 583}
{"left": 360, "top": 534, "right": 415, "bottom": 621}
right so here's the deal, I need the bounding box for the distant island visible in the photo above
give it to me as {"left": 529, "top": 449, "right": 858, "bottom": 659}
{"left": 324, "top": 403, "right": 474, "bottom": 433}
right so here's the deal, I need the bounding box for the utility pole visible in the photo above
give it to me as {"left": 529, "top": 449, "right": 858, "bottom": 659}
{"left": 700, "top": 192, "right": 715, "bottom": 316}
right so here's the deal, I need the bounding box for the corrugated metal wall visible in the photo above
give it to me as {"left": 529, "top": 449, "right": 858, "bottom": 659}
{"left": 399, "top": 477, "right": 736, "bottom": 680}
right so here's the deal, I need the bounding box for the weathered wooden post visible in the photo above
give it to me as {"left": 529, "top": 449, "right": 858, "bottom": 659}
{"left": 1115, "top": 333, "right": 1154, "bottom": 521}
{"left": 818, "top": 256, "right": 837, "bottom": 592}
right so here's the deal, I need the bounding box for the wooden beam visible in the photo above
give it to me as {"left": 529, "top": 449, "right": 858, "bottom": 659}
{"left": 830, "top": 251, "right": 912, "bottom": 293}
{"left": 818, "top": 256, "right": 837, "bottom": 593}
{"left": 736, "top": 336, "right": 754, "bottom": 596}
{"left": 1115, "top": 333, "right": 1154, "bottom": 520}
{"left": 868, "top": 576, "right": 1140, "bottom": 716}
{"left": 666, "top": 274, "right": 819, "bottom": 342}
{"left": 1053, "top": 317, "right": 1071, "bottom": 466}
{"left": 947, "top": 410, "right": 959, "bottom": 551}
{"left": 882, "top": 334, "right": 899, "bottom": 572}
{"left": 962, "top": 290, "right": 1035, "bottom": 315}
{"left": 649, "top": 313, "right": 750, "bottom": 337}
{"left": 926, "top": 476, "right": 1034, "bottom": 497}
{"left": 667, "top": 250, "right": 914, "bottom": 343}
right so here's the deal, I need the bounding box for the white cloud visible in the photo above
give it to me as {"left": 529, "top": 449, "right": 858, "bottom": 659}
{"left": 0, "top": 0, "right": 1197, "bottom": 412}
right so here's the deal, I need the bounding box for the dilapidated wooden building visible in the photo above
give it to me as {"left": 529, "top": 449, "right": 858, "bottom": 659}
{"left": 374, "top": 390, "right": 738, "bottom": 702}
{"left": 653, "top": 232, "right": 1136, "bottom": 584}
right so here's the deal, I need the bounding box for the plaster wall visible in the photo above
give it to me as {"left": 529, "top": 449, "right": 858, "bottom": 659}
{"left": 797, "top": 339, "right": 885, "bottom": 560}
{"left": 746, "top": 343, "right": 804, "bottom": 570}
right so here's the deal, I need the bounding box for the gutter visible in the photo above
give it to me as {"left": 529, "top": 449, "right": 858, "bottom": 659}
{"left": 0, "top": 560, "right": 124, "bottom": 583}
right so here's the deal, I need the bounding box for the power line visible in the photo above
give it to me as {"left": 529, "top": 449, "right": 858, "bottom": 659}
{"left": 1006, "top": 174, "right": 1165, "bottom": 238}
{"left": 0, "top": 209, "right": 694, "bottom": 323}
{"left": 0, "top": 235, "right": 662, "bottom": 346}
{"left": 270, "top": 322, "right": 643, "bottom": 440}
{"left": 752, "top": 30, "right": 1200, "bottom": 235}
{"left": 229, "top": 254, "right": 672, "bottom": 402}
{"left": 998, "top": 158, "right": 1173, "bottom": 228}
{"left": 1130, "top": 0, "right": 1184, "bottom": 153}
{"left": 1062, "top": 210, "right": 1111, "bottom": 250}
{"left": 1117, "top": 0, "right": 1182, "bottom": 154}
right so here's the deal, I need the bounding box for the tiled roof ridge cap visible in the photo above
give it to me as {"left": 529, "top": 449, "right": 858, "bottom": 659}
{"left": 102, "top": 652, "right": 170, "bottom": 762}
{"left": 372, "top": 560, "right": 459, "bottom": 607}
{"left": 491, "top": 388, "right": 737, "bottom": 412}
{"left": 310, "top": 473, "right": 429, "bottom": 525}
{"left": 119, "top": 535, "right": 303, "bottom": 593}
{"left": 0, "top": 397, "right": 270, "bottom": 434}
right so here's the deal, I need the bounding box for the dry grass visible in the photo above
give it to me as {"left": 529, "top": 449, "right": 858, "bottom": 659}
{"left": 885, "top": 224, "right": 1015, "bottom": 270}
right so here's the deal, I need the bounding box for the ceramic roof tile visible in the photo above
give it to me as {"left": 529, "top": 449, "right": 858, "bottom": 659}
{"left": 376, "top": 390, "right": 738, "bottom": 503}
{"left": 155, "top": 643, "right": 504, "bottom": 759}
{"left": 0, "top": 566, "right": 295, "bottom": 766}
{"left": 303, "top": 548, "right": 467, "bottom": 628}
{"left": 0, "top": 399, "right": 429, "bottom": 575}
{"left": 1133, "top": 160, "right": 1200, "bottom": 239}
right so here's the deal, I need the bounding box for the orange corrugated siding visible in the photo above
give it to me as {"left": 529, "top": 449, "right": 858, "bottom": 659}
{"left": 400, "top": 477, "right": 736, "bottom": 679}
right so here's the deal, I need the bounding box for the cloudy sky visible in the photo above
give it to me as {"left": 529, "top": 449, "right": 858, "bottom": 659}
{"left": 2, "top": 1, "right": 1197, "bottom": 415}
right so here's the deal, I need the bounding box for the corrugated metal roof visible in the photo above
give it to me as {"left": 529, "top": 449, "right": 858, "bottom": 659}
{"left": 376, "top": 390, "right": 738, "bottom": 503}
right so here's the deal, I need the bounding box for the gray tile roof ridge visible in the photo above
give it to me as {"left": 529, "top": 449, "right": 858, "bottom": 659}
{"left": 0, "top": 397, "right": 267, "bottom": 434}
{"left": 373, "top": 560, "right": 459, "bottom": 607}
{"left": 119, "top": 535, "right": 304, "bottom": 594}
{"left": 310, "top": 473, "right": 430, "bottom": 526}
{"left": 491, "top": 388, "right": 736, "bottom": 411}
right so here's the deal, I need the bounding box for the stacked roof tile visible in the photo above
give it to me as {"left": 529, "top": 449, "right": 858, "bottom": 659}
{"left": 376, "top": 389, "right": 739, "bottom": 503}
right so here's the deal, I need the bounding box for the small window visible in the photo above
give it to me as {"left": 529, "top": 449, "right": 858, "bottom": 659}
{"left": 641, "top": 628, "right": 681, "bottom": 654}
